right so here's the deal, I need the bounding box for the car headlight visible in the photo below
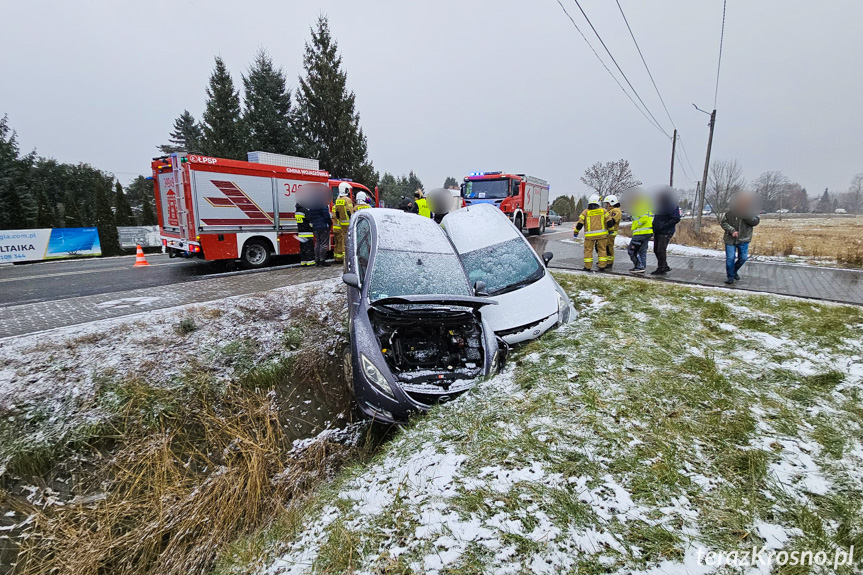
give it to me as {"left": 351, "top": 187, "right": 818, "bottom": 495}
{"left": 361, "top": 354, "right": 395, "bottom": 398}
{"left": 556, "top": 290, "right": 572, "bottom": 324}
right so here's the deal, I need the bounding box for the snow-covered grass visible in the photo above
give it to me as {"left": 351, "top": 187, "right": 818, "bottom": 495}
{"left": 0, "top": 278, "right": 348, "bottom": 478}
{"left": 223, "top": 272, "right": 863, "bottom": 575}
{"left": 0, "top": 278, "right": 378, "bottom": 575}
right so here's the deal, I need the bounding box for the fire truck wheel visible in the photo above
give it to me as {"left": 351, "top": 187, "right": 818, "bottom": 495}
{"left": 514, "top": 213, "right": 523, "bottom": 232}
{"left": 529, "top": 217, "right": 546, "bottom": 236}
{"left": 241, "top": 239, "right": 271, "bottom": 269}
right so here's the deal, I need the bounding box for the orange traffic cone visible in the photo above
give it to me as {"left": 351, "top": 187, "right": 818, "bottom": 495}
{"left": 133, "top": 245, "right": 150, "bottom": 267}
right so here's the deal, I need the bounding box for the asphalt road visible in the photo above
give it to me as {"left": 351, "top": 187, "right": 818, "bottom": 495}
{"left": 0, "top": 225, "right": 567, "bottom": 308}
{"left": 0, "top": 253, "right": 301, "bottom": 308}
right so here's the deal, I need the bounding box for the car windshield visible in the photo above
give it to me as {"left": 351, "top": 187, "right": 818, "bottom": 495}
{"left": 464, "top": 179, "right": 508, "bottom": 199}
{"left": 459, "top": 237, "right": 543, "bottom": 295}
{"left": 369, "top": 249, "right": 471, "bottom": 301}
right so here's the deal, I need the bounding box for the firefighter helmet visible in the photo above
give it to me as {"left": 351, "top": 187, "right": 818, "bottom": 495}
{"left": 588, "top": 193, "right": 601, "bottom": 205}
{"left": 356, "top": 191, "right": 368, "bottom": 205}
{"left": 338, "top": 182, "right": 352, "bottom": 196}
{"left": 605, "top": 194, "right": 619, "bottom": 205}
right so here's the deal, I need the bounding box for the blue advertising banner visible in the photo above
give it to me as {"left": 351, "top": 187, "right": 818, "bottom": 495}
{"left": 0, "top": 228, "right": 102, "bottom": 263}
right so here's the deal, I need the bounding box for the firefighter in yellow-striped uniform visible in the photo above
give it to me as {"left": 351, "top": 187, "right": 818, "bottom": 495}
{"left": 573, "top": 194, "right": 613, "bottom": 272}
{"left": 355, "top": 191, "right": 372, "bottom": 210}
{"left": 602, "top": 194, "right": 623, "bottom": 270}
{"left": 332, "top": 182, "right": 354, "bottom": 262}
{"left": 295, "top": 201, "right": 315, "bottom": 266}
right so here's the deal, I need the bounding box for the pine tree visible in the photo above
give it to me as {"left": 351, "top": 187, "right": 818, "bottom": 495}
{"left": 296, "top": 16, "right": 376, "bottom": 183}
{"left": 243, "top": 48, "right": 295, "bottom": 155}
{"left": 378, "top": 172, "right": 399, "bottom": 207}
{"left": 406, "top": 171, "right": 424, "bottom": 194}
{"left": 815, "top": 188, "right": 832, "bottom": 213}
{"left": 159, "top": 110, "right": 204, "bottom": 154}
{"left": 202, "top": 57, "right": 245, "bottom": 159}
{"left": 443, "top": 176, "right": 459, "bottom": 189}
{"left": 93, "top": 181, "right": 122, "bottom": 255}
{"left": 35, "top": 191, "right": 56, "bottom": 228}
{"left": 114, "top": 181, "right": 135, "bottom": 226}
{"left": 140, "top": 195, "right": 157, "bottom": 226}
{"left": 0, "top": 115, "right": 29, "bottom": 229}
{"left": 63, "top": 191, "right": 83, "bottom": 227}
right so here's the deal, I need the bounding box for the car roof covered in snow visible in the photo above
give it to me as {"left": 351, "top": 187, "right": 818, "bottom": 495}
{"left": 440, "top": 204, "right": 521, "bottom": 254}
{"left": 365, "top": 208, "right": 457, "bottom": 254}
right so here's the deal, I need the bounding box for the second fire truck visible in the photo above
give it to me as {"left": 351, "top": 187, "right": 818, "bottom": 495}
{"left": 461, "top": 171, "right": 550, "bottom": 235}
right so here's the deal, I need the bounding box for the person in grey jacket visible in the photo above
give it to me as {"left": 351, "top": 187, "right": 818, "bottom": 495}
{"left": 720, "top": 191, "right": 760, "bottom": 285}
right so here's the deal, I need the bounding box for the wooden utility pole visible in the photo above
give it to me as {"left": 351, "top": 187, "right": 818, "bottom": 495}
{"left": 669, "top": 129, "right": 677, "bottom": 187}
{"left": 694, "top": 109, "right": 716, "bottom": 235}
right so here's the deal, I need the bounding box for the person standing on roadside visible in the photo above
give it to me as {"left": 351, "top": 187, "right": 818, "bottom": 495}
{"left": 602, "top": 195, "right": 622, "bottom": 270}
{"left": 651, "top": 187, "right": 681, "bottom": 276}
{"left": 573, "top": 194, "right": 612, "bottom": 272}
{"left": 720, "top": 191, "right": 760, "bottom": 285}
{"left": 627, "top": 198, "right": 653, "bottom": 274}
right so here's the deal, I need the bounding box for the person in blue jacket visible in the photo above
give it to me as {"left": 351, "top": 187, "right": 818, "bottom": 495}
{"left": 651, "top": 187, "right": 681, "bottom": 276}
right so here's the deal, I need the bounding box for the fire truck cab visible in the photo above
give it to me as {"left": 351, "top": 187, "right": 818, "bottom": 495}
{"left": 461, "top": 171, "right": 550, "bottom": 235}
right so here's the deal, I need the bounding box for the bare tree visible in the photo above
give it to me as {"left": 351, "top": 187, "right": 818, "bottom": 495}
{"left": 706, "top": 159, "right": 745, "bottom": 220}
{"left": 752, "top": 170, "right": 790, "bottom": 212}
{"left": 846, "top": 173, "right": 863, "bottom": 214}
{"left": 580, "top": 159, "right": 641, "bottom": 198}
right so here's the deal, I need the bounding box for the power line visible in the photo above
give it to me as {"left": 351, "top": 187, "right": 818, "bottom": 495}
{"left": 714, "top": 0, "right": 727, "bottom": 108}
{"left": 553, "top": 0, "right": 669, "bottom": 138}
{"left": 676, "top": 134, "right": 699, "bottom": 180}
{"left": 570, "top": 0, "right": 671, "bottom": 138}
{"left": 613, "top": 0, "right": 677, "bottom": 131}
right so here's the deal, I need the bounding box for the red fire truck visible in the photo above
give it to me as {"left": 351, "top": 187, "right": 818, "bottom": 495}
{"left": 152, "top": 152, "right": 373, "bottom": 268}
{"left": 461, "top": 171, "right": 550, "bottom": 235}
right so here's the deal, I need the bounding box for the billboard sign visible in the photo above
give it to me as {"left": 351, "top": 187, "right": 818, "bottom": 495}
{"left": 118, "top": 226, "right": 160, "bottom": 248}
{"left": 0, "top": 228, "right": 102, "bottom": 263}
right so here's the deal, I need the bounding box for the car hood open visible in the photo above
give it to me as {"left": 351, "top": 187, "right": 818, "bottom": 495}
{"left": 371, "top": 294, "right": 498, "bottom": 309}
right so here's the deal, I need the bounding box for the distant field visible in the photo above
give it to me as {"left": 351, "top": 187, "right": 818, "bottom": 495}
{"left": 668, "top": 216, "right": 863, "bottom": 267}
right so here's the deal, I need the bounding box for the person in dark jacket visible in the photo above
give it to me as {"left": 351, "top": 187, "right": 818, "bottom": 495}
{"left": 720, "top": 191, "right": 760, "bottom": 285}
{"left": 307, "top": 204, "right": 332, "bottom": 267}
{"left": 295, "top": 202, "right": 315, "bottom": 266}
{"left": 651, "top": 188, "right": 681, "bottom": 275}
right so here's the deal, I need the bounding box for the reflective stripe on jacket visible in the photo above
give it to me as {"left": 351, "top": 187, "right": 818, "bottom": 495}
{"left": 333, "top": 197, "right": 354, "bottom": 227}
{"left": 632, "top": 211, "right": 654, "bottom": 236}
{"left": 355, "top": 203, "right": 370, "bottom": 210}
{"left": 579, "top": 208, "right": 609, "bottom": 238}
{"left": 415, "top": 198, "right": 431, "bottom": 218}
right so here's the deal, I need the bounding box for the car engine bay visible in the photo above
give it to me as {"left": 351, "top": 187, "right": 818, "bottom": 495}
{"left": 369, "top": 307, "right": 485, "bottom": 386}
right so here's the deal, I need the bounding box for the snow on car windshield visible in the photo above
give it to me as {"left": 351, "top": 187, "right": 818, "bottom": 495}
{"left": 369, "top": 250, "right": 471, "bottom": 301}
{"left": 442, "top": 204, "right": 518, "bottom": 253}
{"left": 459, "top": 237, "right": 543, "bottom": 295}
{"left": 373, "top": 210, "right": 454, "bottom": 254}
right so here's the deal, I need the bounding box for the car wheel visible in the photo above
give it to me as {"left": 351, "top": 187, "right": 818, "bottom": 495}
{"left": 342, "top": 343, "right": 354, "bottom": 394}
{"left": 241, "top": 240, "right": 271, "bottom": 269}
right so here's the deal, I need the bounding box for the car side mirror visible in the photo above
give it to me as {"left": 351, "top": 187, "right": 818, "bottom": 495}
{"left": 342, "top": 272, "right": 360, "bottom": 288}
{"left": 474, "top": 280, "right": 489, "bottom": 297}
{"left": 542, "top": 252, "right": 554, "bottom": 268}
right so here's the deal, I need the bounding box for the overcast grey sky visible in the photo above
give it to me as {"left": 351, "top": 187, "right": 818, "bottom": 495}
{"left": 2, "top": 0, "right": 861, "bottom": 199}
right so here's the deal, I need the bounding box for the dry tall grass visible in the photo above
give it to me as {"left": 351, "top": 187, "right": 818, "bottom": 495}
{"left": 5, "top": 332, "right": 367, "bottom": 575}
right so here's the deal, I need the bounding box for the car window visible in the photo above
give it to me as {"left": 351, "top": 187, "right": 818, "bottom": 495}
{"left": 459, "top": 237, "right": 543, "bottom": 295}
{"left": 369, "top": 250, "right": 471, "bottom": 301}
{"left": 356, "top": 218, "right": 371, "bottom": 280}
